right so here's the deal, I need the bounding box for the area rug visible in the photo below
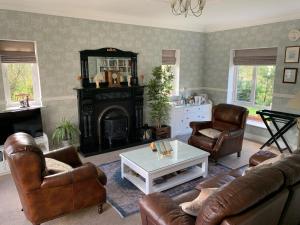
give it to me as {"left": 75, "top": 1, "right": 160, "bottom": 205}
{"left": 99, "top": 160, "right": 230, "bottom": 218}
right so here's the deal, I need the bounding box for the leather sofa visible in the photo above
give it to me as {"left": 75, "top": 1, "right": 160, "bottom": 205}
{"left": 188, "top": 104, "right": 248, "bottom": 161}
{"left": 139, "top": 152, "right": 300, "bottom": 225}
{"left": 4, "top": 132, "right": 107, "bottom": 225}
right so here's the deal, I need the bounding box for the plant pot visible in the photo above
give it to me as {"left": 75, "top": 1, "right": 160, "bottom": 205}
{"left": 151, "top": 125, "right": 171, "bottom": 140}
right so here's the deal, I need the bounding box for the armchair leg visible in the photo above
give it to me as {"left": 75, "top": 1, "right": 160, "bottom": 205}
{"left": 237, "top": 152, "right": 241, "bottom": 157}
{"left": 98, "top": 203, "right": 104, "bottom": 214}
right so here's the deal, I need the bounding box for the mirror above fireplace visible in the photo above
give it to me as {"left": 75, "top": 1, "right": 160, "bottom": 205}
{"left": 80, "top": 47, "right": 138, "bottom": 88}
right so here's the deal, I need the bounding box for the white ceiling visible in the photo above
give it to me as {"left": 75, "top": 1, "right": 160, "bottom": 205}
{"left": 0, "top": 0, "right": 300, "bottom": 32}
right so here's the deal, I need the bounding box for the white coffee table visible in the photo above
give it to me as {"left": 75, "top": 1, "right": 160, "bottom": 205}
{"left": 119, "top": 140, "right": 210, "bottom": 194}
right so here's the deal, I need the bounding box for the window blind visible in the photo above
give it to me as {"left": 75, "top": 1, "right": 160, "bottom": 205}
{"left": 0, "top": 40, "right": 36, "bottom": 63}
{"left": 162, "top": 50, "right": 176, "bottom": 65}
{"left": 233, "top": 48, "right": 277, "bottom": 65}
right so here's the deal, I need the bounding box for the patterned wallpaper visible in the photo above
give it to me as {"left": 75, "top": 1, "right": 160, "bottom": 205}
{"left": 0, "top": 9, "right": 299, "bottom": 147}
{"left": 203, "top": 19, "right": 300, "bottom": 145}
{"left": 0, "top": 9, "right": 205, "bottom": 138}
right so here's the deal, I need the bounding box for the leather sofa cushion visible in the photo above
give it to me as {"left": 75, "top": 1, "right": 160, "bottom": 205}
{"left": 272, "top": 154, "right": 300, "bottom": 186}
{"left": 180, "top": 188, "right": 218, "bottom": 216}
{"left": 196, "top": 167, "right": 284, "bottom": 225}
{"left": 199, "top": 128, "right": 221, "bottom": 139}
{"left": 196, "top": 174, "right": 236, "bottom": 190}
{"left": 173, "top": 189, "right": 200, "bottom": 205}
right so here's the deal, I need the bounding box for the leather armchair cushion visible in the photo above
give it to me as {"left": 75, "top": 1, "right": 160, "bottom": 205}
{"left": 45, "top": 158, "right": 73, "bottom": 174}
{"left": 189, "top": 135, "right": 217, "bottom": 151}
{"left": 199, "top": 128, "right": 221, "bottom": 139}
{"left": 196, "top": 174, "right": 236, "bottom": 190}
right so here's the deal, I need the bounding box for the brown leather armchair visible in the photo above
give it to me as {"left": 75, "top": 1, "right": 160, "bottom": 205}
{"left": 188, "top": 104, "right": 248, "bottom": 161}
{"left": 4, "top": 132, "right": 107, "bottom": 225}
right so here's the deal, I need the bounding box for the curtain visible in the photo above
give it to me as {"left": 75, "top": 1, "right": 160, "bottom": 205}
{"left": 0, "top": 40, "right": 36, "bottom": 63}
{"left": 162, "top": 50, "right": 176, "bottom": 65}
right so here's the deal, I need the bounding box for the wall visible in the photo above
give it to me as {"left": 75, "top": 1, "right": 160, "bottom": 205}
{"left": 203, "top": 20, "right": 300, "bottom": 147}
{"left": 0, "top": 9, "right": 206, "bottom": 143}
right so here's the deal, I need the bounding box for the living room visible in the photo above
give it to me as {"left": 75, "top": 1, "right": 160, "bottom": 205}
{"left": 0, "top": 0, "right": 300, "bottom": 225}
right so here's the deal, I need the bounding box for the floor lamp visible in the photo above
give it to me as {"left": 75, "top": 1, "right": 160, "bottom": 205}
{"left": 288, "top": 92, "right": 300, "bottom": 151}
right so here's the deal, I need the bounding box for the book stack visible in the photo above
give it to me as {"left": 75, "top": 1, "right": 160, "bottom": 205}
{"left": 150, "top": 141, "right": 173, "bottom": 157}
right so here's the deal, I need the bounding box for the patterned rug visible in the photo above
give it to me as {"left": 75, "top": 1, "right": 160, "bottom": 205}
{"left": 99, "top": 160, "right": 230, "bottom": 218}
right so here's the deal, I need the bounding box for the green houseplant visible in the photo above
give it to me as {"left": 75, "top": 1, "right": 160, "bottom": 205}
{"left": 147, "top": 66, "right": 174, "bottom": 138}
{"left": 52, "top": 119, "right": 80, "bottom": 147}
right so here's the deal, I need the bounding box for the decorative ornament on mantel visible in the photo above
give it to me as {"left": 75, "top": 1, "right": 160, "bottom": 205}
{"left": 170, "top": 0, "right": 206, "bottom": 17}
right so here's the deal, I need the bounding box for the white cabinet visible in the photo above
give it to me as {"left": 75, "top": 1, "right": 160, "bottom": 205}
{"left": 169, "top": 103, "right": 212, "bottom": 138}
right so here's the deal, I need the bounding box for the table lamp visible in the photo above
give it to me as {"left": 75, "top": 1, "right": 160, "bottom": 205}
{"left": 288, "top": 91, "right": 300, "bottom": 151}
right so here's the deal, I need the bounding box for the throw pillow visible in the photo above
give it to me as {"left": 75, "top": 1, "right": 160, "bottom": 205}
{"left": 45, "top": 158, "right": 73, "bottom": 174}
{"left": 199, "top": 128, "right": 221, "bottom": 139}
{"left": 180, "top": 188, "right": 218, "bottom": 216}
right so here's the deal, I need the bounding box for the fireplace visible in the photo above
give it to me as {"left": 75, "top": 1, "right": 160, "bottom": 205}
{"left": 75, "top": 86, "right": 144, "bottom": 156}
{"left": 99, "top": 106, "right": 129, "bottom": 148}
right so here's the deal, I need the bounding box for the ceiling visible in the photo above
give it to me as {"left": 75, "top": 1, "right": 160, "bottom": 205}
{"left": 0, "top": 0, "right": 300, "bottom": 32}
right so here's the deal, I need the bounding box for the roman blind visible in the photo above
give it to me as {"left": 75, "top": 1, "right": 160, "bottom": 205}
{"left": 233, "top": 47, "right": 277, "bottom": 65}
{"left": 162, "top": 50, "right": 176, "bottom": 65}
{"left": 0, "top": 40, "right": 36, "bottom": 63}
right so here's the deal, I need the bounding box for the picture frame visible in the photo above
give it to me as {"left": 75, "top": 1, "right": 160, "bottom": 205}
{"left": 283, "top": 68, "right": 298, "bottom": 84}
{"left": 284, "top": 46, "right": 300, "bottom": 63}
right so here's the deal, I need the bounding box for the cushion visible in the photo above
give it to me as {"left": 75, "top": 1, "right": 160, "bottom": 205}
{"left": 45, "top": 158, "right": 73, "bottom": 174}
{"left": 180, "top": 188, "right": 218, "bottom": 216}
{"left": 199, "top": 128, "right": 221, "bottom": 139}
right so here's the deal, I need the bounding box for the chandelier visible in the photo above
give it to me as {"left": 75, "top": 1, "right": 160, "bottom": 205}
{"left": 170, "top": 0, "right": 206, "bottom": 17}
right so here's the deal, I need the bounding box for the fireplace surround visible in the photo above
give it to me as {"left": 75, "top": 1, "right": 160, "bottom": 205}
{"left": 75, "top": 86, "right": 144, "bottom": 156}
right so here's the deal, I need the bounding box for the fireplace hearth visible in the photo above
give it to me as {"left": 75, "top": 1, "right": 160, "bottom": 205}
{"left": 75, "top": 86, "right": 144, "bottom": 156}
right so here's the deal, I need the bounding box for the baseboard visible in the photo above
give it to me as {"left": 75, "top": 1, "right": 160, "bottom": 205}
{"left": 245, "top": 132, "right": 297, "bottom": 151}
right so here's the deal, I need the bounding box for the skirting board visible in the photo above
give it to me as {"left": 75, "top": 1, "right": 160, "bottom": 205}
{"left": 245, "top": 132, "right": 297, "bottom": 151}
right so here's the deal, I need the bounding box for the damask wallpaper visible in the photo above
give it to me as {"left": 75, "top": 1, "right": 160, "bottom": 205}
{"left": 203, "top": 19, "right": 300, "bottom": 145}
{"left": 0, "top": 9, "right": 205, "bottom": 138}
{"left": 0, "top": 9, "right": 299, "bottom": 148}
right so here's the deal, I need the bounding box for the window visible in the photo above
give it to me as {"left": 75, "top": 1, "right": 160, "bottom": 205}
{"left": 0, "top": 40, "right": 42, "bottom": 108}
{"left": 233, "top": 65, "right": 276, "bottom": 120}
{"left": 162, "top": 49, "right": 180, "bottom": 96}
{"left": 230, "top": 48, "right": 277, "bottom": 121}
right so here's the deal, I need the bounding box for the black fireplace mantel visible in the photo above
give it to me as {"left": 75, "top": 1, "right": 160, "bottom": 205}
{"left": 75, "top": 86, "right": 144, "bottom": 156}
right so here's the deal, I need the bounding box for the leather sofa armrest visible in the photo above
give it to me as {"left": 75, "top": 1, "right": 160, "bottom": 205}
{"left": 139, "top": 192, "right": 195, "bottom": 225}
{"left": 44, "top": 146, "right": 82, "bottom": 167}
{"left": 41, "top": 162, "right": 99, "bottom": 189}
{"left": 190, "top": 121, "right": 212, "bottom": 135}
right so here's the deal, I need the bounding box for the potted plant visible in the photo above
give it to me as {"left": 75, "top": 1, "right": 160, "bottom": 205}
{"left": 52, "top": 119, "right": 80, "bottom": 147}
{"left": 147, "top": 66, "right": 174, "bottom": 139}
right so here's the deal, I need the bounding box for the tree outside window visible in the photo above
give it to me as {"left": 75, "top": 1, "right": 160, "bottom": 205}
{"left": 234, "top": 65, "right": 276, "bottom": 120}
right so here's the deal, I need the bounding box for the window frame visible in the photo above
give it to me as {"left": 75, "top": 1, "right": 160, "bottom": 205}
{"left": 232, "top": 65, "right": 275, "bottom": 110}
{"left": 161, "top": 49, "right": 180, "bottom": 96}
{"left": 1, "top": 62, "right": 42, "bottom": 108}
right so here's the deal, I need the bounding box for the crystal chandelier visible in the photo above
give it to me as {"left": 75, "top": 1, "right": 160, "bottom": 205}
{"left": 170, "top": 0, "right": 206, "bottom": 17}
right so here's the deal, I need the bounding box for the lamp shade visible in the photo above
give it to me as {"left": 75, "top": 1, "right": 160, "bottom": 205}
{"left": 288, "top": 91, "right": 300, "bottom": 110}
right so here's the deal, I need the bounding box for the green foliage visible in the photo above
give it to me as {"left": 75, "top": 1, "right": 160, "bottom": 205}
{"left": 147, "top": 66, "right": 174, "bottom": 128}
{"left": 236, "top": 65, "right": 275, "bottom": 107}
{"left": 52, "top": 119, "right": 80, "bottom": 145}
{"left": 6, "top": 64, "right": 34, "bottom": 101}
